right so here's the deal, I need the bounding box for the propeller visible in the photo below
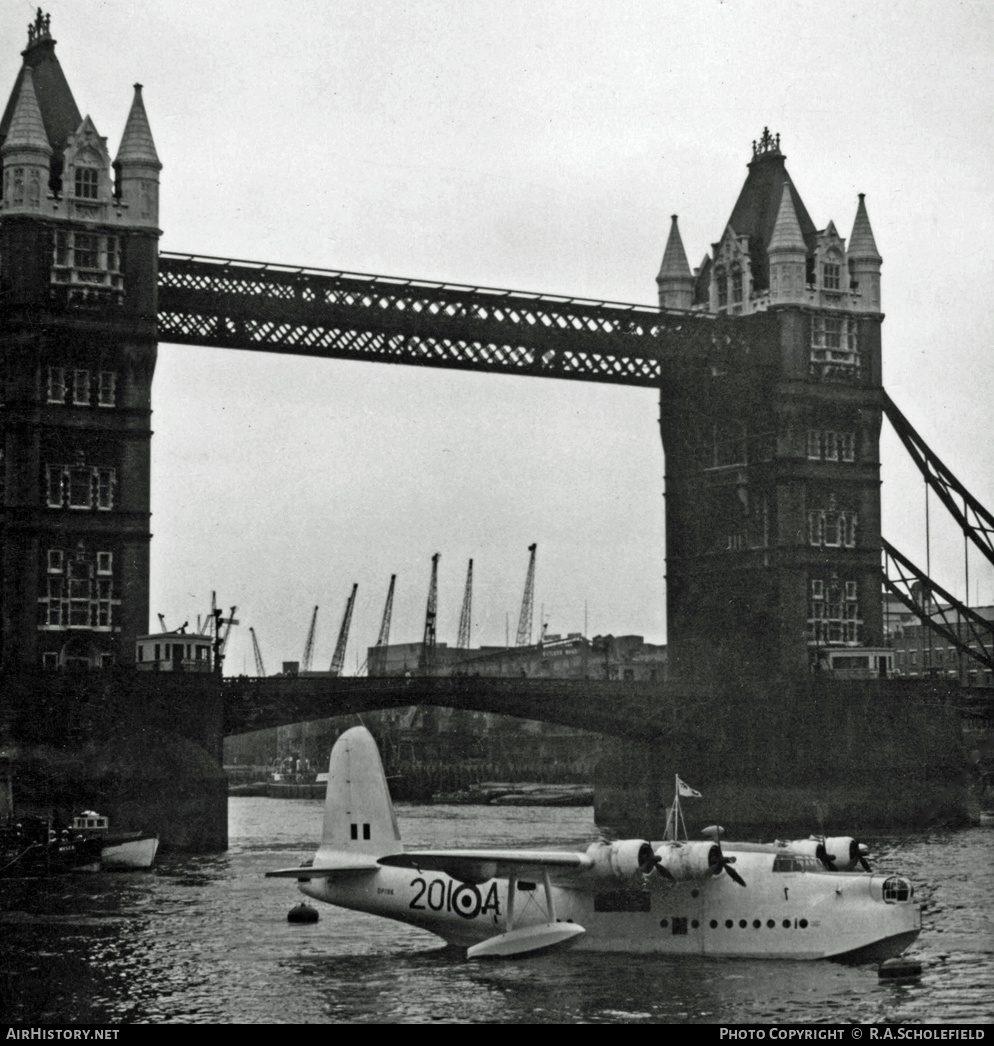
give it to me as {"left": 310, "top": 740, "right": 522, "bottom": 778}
{"left": 814, "top": 840, "right": 837, "bottom": 871}
{"left": 857, "top": 842, "right": 872, "bottom": 872}
{"left": 718, "top": 852, "right": 746, "bottom": 887}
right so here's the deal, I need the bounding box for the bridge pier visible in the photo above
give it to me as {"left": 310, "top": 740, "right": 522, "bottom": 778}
{"left": 594, "top": 676, "right": 972, "bottom": 840}
{"left": 2, "top": 672, "right": 227, "bottom": 851}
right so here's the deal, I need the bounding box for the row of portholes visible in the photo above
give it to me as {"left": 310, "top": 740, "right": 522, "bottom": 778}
{"left": 658, "top": 918, "right": 810, "bottom": 930}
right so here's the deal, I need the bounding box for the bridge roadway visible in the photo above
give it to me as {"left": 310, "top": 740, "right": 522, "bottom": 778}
{"left": 157, "top": 252, "right": 774, "bottom": 387}
{"left": 221, "top": 674, "right": 707, "bottom": 741}
{"left": 221, "top": 673, "right": 991, "bottom": 740}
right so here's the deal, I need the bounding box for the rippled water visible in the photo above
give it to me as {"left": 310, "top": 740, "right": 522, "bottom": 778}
{"left": 1, "top": 800, "right": 991, "bottom": 1024}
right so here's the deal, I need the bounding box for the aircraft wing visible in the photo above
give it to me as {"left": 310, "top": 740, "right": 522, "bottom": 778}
{"left": 378, "top": 848, "right": 591, "bottom": 881}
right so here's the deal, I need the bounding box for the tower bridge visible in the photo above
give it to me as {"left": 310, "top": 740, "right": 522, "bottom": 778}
{"left": 1, "top": 15, "right": 989, "bottom": 847}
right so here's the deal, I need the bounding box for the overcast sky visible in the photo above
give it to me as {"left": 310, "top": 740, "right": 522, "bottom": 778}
{"left": 3, "top": 1, "right": 992, "bottom": 673}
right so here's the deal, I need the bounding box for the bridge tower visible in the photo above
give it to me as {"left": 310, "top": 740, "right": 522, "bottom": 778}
{"left": 658, "top": 130, "right": 884, "bottom": 681}
{"left": 0, "top": 12, "right": 160, "bottom": 670}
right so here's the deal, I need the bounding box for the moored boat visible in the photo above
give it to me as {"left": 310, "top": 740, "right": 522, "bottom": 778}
{"left": 72, "top": 811, "right": 159, "bottom": 870}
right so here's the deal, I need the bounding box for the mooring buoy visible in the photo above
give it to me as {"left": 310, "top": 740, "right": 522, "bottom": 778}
{"left": 287, "top": 902, "right": 319, "bottom": 924}
{"left": 878, "top": 957, "right": 922, "bottom": 982}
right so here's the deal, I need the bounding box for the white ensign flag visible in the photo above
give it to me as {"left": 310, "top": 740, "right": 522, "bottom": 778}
{"left": 677, "top": 777, "right": 702, "bottom": 798}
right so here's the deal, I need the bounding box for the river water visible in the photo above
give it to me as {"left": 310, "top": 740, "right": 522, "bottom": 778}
{"left": 0, "top": 799, "right": 991, "bottom": 1025}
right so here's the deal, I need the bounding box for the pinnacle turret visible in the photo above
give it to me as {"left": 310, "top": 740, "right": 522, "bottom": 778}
{"left": 115, "top": 84, "right": 161, "bottom": 169}
{"left": 848, "top": 193, "right": 881, "bottom": 262}
{"left": 768, "top": 183, "right": 805, "bottom": 255}
{"left": 2, "top": 67, "right": 51, "bottom": 158}
{"left": 656, "top": 215, "right": 694, "bottom": 310}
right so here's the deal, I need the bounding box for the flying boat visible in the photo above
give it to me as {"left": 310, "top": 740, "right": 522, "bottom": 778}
{"left": 267, "top": 726, "right": 921, "bottom": 960}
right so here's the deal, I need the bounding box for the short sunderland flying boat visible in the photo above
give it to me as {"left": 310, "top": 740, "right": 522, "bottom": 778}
{"left": 267, "top": 726, "right": 921, "bottom": 960}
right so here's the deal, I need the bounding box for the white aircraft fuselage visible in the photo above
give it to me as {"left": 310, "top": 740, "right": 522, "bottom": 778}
{"left": 268, "top": 727, "right": 921, "bottom": 961}
{"left": 294, "top": 852, "right": 920, "bottom": 961}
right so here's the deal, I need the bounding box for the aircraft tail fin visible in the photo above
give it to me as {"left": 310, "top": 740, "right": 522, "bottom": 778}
{"left": 316, "top": 725, "right": 403, "bottom": 862}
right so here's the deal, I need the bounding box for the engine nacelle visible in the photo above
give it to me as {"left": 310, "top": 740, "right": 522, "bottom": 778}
{"left": 584, "top": 839, "right": 654, "bottom": 880}
{"left": 653, "top": 841, "right": 722, "bottom": 881}
{"left": 787, "top": 836, "right": 861, "bottom": 870}
{"left": 823, "top": 837, "right": 862, "bottom": 871}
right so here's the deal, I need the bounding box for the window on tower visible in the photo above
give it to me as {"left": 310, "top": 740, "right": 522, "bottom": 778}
{"left": 50, "top": 231, "right": 124, "bottom": 304}
{"left": 45, "top": 464, "right": 116, "bottom": 511}
{"left": 74, "top": 167, "right": 99, "bottom": 200}
{"left": 38, "top": 548, "right": 119, "bottom": 632}
{"left": 823, "top": 263, "right": 841, "bottom": 290}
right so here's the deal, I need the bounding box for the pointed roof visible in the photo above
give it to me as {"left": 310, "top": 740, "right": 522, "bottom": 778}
{"left": 0, "top": 12, "right": 81, "bottom": 163}
{"left": 768, "top": 182, "right": 805, "bottom": 254}
{"left": 848, "top": 193, "right": 881, "bottom": 262}
{"left": 1, "top": 67, "right": 51, "bottom": 157}
{"left": 722, "top": 130, "right": 816, "bottom": 290}
{"left": 657, "top": 215, "right": 692, "bottom": 282}
{"left": 115, "top": 84, "right": 161, "bottom": 168}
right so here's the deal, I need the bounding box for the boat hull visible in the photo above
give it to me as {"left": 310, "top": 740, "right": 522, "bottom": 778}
{"left": 100, "top": 835, "right": 159, "bottom": 870}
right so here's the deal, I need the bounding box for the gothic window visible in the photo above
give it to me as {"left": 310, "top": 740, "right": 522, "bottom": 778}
{"left": 74, "top": 234, "right": 99, "bottom": 270}
{"left": 45, "top": 465, "right": 116, "bottom": 511}
{"left": 839, "top": 432, "right": 855, "bottom": 462}
{"left": 69, "top": 467, "right": 93, "bottom": 508}
{"left": 98, "top": 371, "right": 116, "bottom": 407}
{"left": 47, "top": 366, "right": 67, "bottom": 404}
{"left": 73, "top": 369, "right": 90, "bottom": 406}
{"left": 823, "top": 431, "right": 838, "bottom": 461}
{"left": 810, "top": 316, "right": 859, "bottom": 378}
{"left": 807, "top": 496, "right": 857, "bottom": 548}
{"left": 823, "top": 263, "right": 841, "bottom": 290}
{"left": 38, "top": 548, "right": 118, "bottom": 632}
{"left": 808, "top": 575, "right": 862, "bottom": 645}
{"left": 807, "top": 430, "right": 821, "bottom": 460}
{"left": 731, "top": 269, "right": 743, "bottom": 305}
{"left": 716, "top": 269, "right": 728, "bottom": 309}
{"left": 74, "top": 167, "right": 99, "bottom": 199}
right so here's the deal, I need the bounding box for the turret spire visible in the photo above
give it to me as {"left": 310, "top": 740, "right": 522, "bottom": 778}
{"left": 656, "top": 215, "right": 694, "bottom": 311}
{"left": 1, "top": 66, "right": 51, "bottom": 158}
{"left": 115, "top": 84, "right": 160, "bottom": 169}
{"left": 848, "top": 193, "right": 881, "bottom": 262}
{"left": 768, "top": 182, "right": 805, "bottom": 254}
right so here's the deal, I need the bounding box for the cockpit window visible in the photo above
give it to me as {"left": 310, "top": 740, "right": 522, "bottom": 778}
{"left": 772, "top": 854, "right": 820, "bottom": 873}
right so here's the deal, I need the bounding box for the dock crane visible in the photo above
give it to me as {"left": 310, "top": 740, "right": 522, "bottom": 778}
{"left": 419, "top": 553, "right": 440, "bottom": 674}
{"left": 457, "top": 559, "right": 473, "bottom": 649}
{"left": 302, "top": 605, "right": 319, "bottom": 672}
{"left": 376, "top": 575, "right": 396, "bottom": 649}
{"left": 330, "top": 584, "right": 358, "bottom": 676}
{"left": 516, "top": 543, "right": 537, "bottom": 646}
{"left": 207, "top": 592, "right": 238, "bottom": 674}
{"left": 249, "top": 627, "right": 266, "bottom": 677}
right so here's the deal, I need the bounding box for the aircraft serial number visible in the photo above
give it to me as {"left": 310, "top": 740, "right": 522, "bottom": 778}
{"left": 409, "top": 877, "right": 501, "bottom": 919}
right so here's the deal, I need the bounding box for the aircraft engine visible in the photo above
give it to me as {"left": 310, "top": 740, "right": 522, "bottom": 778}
{"left": 584, "top": 839, "right": 655, "bottom": 880}
{"left": 653, "top": 841, "right": 747, "bottom": 886}
{"left": 652, "top": 841, "right": 721, "bottom": 881}
{"left": 823, "top": 837, "right": 867, "bottom": 871}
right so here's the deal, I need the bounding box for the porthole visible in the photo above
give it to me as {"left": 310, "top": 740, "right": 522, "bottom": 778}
{"left": 753, "top": 919, "right": 761, "bottom": 929}
{"left": 799, "top": 918, "right": 808, "bottom": 929}
{"left": 782, "top": 920, "right": 791, "bottom": 929}
{"left": 767, "top": 919, "right": 776, "bottom": 928}
{"left": 725, "top": 919, "right": 733, "bottom": 929}
{"left": 691, "top": 919, "right": 699, "bottom": 929}
{"left": 739, "top": 919, "right": 747, "bottom": 928}
{"left": 691, "top": 889, "right": 700, "bottom": 898}
{"left": 659, "top": 919, "right": 669, "bottom": 928}
{"left": 710, "top": 920, "right": 718, "bottom": 929}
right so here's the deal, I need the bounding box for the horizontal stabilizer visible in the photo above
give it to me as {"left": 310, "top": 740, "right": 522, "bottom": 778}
{"left": 266, "top": 852, "right": 380, "bottom": 879}
{"left": 468, "top": 922, "right": 586, "bottom": 959}
{"left": 379, "top": 848, "right": 590, "bottom": 883}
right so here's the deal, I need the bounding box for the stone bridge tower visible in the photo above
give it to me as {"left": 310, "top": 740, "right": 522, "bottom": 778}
{"left": 656, "top": 130, "right": 884, "bottom": 682}
{"left": 0, "top": 12, "right": 160, "bottom": 670}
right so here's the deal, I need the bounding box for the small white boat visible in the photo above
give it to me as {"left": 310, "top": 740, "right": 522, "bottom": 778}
{"left": 72, "top": 812, "right": 159, "bottom": 871}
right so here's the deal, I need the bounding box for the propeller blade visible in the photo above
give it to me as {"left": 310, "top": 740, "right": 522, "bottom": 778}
{"left": 814, "top": 843, "right": 837, "bottom": 871}
{"left": 722, "top": 859, "right": 746, "bottom": 887}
